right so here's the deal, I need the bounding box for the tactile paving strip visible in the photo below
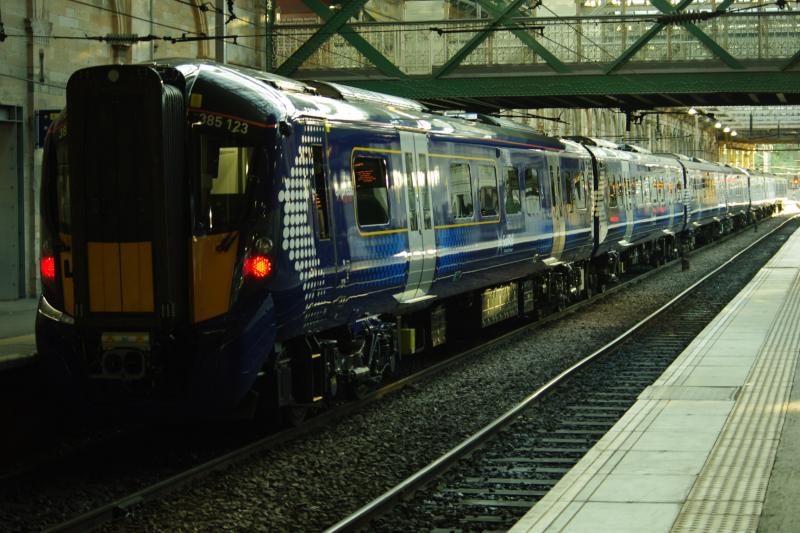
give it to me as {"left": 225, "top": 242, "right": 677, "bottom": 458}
{"left": 671, "top": 268, "right": 800, "bottom": 533}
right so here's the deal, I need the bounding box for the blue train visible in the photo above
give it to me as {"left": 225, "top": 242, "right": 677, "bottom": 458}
{"left": 36, "top": 60, "right": 786, "bottom": 419}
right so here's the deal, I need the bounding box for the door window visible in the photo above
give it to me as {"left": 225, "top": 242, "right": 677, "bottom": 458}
{"left": 524, "top": 167, "right": 541, "bottom": 213}
{"left": 404, "top": 153, "right": 418, "bottom": 231}
{"left": 312, "top": 145, "right": 330, "bottom": 239}
{"left": 418, "top": 154, "right": 432, "bottom": 229}
{"left": 504, "top": 166, "right": 521, "bottom": 215}
{"left": 478, "top": 164, "right": 499, "bottom": 217}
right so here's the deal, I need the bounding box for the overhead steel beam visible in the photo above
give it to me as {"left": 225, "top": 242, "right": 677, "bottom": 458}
{"left": 475, "top": 0, "right": 569, "bottom": 73}
{"left": 276, "top": 0, "right": 370, "bottom": 77}
{"left": 434, "top": 0, "right": 531, "bottom": 78}
{"left": 301, "top": 0, "right": 406, "bottom": 78}
{"left": 342, "top": 71, "right": 800, "bottom": 108}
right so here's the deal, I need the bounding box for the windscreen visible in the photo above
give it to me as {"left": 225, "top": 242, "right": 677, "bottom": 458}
{"left": 194, "top": 133, "right": 263, "bottom": 233}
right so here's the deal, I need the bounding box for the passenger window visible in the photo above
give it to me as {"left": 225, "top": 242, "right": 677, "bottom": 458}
{"left": 449, "top": 163, "right": 473, "bottom": 219}
{"left": 524, "top": 168, "right": 541, "bottom": 213}
{"left": 312, "top": 145, "right": 330, "bottom": 239}
{"left": 353, "top": 155, "right": 390, "bottom": 226}
{"left": 478, "top": 164, "right": 499, "bottom": 217}
{"left": 504, "top": 167, "right": 521, "bottom": 215}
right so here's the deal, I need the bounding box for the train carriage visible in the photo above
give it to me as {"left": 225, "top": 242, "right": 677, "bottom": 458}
{"left": 35, "top": 59, "right": 785, "bottom": 420}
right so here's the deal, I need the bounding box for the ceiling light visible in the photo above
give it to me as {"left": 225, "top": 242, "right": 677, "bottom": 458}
{"left": 723, "top": 126, "right": 731, "bottom": 133}
{"left": 714, "top": 121, "right": 722, "bottom": 129}
{"left": 688, "top": 107, "right": 697, "bottom": 115}
{"left": 731, "top": 130, "right": 738, "bottom": 137}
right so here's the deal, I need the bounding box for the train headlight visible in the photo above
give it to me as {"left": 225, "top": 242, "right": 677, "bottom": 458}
{"left": 243, "top": 255, "right": 272, "bottom": 279}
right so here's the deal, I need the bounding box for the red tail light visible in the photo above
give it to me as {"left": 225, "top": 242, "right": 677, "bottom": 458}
{"left": 40, "top": 256, "right": 56, "bottom": 281}
{"left": 243, "top": 255, "right": 272, "bottom": 279}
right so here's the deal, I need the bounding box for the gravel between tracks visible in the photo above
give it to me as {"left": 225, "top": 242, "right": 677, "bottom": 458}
{"left": 10, "top": 216, "right": 796, "bottom": 533}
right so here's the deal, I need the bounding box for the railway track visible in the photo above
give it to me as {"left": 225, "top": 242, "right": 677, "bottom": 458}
{"left": 326, "top": 216, "right": 799, "bottom": 532}
{"left": 7, "top": 217, "right": 788, "bottom": 533}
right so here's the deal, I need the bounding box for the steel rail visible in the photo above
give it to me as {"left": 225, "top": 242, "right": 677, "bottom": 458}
{"left": 324, "top": 215, "right": 798, "bottom": 532}
{"left": 41, "top": 216, "right": 789, "bottom": 533}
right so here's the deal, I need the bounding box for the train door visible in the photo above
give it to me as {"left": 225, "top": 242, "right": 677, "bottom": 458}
{"left": 396, "top": 131, "right": 435, "bottom": 303}
{"left": 307, "top": 121, "right": 339, "bottom": 300}
{"left": 548, "top": 155, "right": 566, "bottom": 259}
{"left": 66, "top": 66, "right": 186, "bottom": 327}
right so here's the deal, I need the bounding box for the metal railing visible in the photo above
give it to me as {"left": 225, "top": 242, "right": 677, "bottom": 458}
{"left": 274, "top": 12, "right": 800, "bottom": 74}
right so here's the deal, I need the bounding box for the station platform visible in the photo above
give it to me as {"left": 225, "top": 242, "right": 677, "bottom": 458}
{"left": 0, "top": 298, "right": 38, "bottom": 370}
{"left": 511, "top": 227, "right": 800, "bottom": 532}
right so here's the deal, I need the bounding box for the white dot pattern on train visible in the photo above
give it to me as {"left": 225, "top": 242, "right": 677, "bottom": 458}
{"left": 278, "top": 125, "right": 327, "bottom": 324}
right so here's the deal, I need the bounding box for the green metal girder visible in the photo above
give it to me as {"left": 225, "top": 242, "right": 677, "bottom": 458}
{"left": 607, "top": 0, "right": 742, "bottom": 73}
{"left": 715, "top": 0, "right": 735, "bottom": 11}
{"left": 475, "top": 0, "right": 569, "bottom": 73}
{"left": 434, "top": 0, "right": 531, "bottom": 78}
{"left": 605, "top": 23, "right": 667, "bottom": 74}
{"left": 781, "top": 49, "right": 800, "bottom": 71}
{"left": 606, "top": 0, "right": 693, "bottom": 74}
{"left": 276, "top": 0, "right": 370, "bottom": 77}
{"left": 683, "top": 24, "right": 742, "bottom": 69}
{"left": 342, "top": 71, "right": 800, "bottom": 101}
{"left": 302, "top": 0, "right": 406, "bottom": 78}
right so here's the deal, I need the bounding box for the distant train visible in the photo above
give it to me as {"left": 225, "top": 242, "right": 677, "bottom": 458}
{"left": 36, "top": 59, "right": 786, "bottom": 420}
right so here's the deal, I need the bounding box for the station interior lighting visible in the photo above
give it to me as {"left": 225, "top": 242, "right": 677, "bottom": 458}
{"left": 687, "top": 107, "right": 735, "bottom": 135}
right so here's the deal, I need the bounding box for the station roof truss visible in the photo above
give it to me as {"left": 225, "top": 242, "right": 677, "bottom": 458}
{"left": 704, "top": 106, "right": 800, "bottom": 144}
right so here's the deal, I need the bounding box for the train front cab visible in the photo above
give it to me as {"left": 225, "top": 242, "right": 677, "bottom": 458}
{"left": 36, "top": 64, "right": 279, "bottom": 417}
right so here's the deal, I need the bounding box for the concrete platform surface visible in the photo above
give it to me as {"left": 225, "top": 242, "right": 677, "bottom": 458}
{"left": 511, "top": 227, "right": 800, "bottom": 533}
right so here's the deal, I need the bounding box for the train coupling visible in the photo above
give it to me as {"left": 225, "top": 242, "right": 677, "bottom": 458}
{"left": 99, "top": 349, "right": 147, "bottom": 380}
